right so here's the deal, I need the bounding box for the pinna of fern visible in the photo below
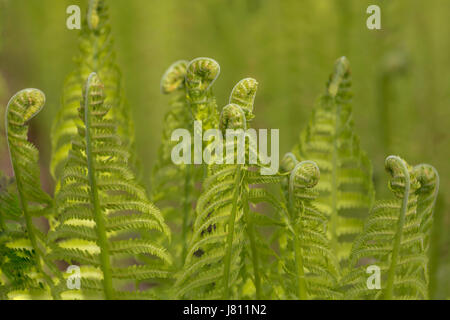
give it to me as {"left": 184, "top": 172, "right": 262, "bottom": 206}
{"left": 1, "top": 89, "right": 60, "bottom": 299}
{"left": 0, "top": 173, "right": 45, "bottom": 299}
{"left": 292, "top": 56, "right": 375, "bottom": 268}
{"left": 344, "top": 156, "right": 438, "bottom": 300}
{"left": 49, "top": 73, "right": 172, "bottom": 300}
{"left": 51, "top": 0, "right": 136, "bottom": 183}
{"left": 275, "top": 153, "right": 340, "bottom": 300}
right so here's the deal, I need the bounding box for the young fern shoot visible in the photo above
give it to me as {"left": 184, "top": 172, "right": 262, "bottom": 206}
{"left": 3, "top": 89, "right": 60, "bottom": 299}
{"left": 344, "top": 156, "right": 437, "bottom": 299}
{"left": 176, "top": 78, "right": 278, "bottom": 299}
{"left": 277, "top": 153, "right": 340, "bottom": 300}
{"left": 151, "top": 60, "right": 197, "bottom": 266}
{"left": 151, "top": 58, "right": 221, "bottom": 267}
{"left": 185, "top": 57, "right": 221, "bottom": 131}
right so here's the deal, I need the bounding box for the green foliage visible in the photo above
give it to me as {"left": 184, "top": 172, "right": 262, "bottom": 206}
{"left": 2, "top": 89, "right": 59, "bottom": 299}
{"left": 151, "top": 58, "right": 221, "bottom": 267}
{"left": 0, "top": 1, "right": 442, "bottom": 300}
{"left": 49, "top": 73, "right": 171, "bottom": 299}
{"left": 175, "top": 78, "right": 282, "bottom": 299}
{"left": 0, "top": 173, "right": 37, "bottom": 299}
{"left": 344, "top": 156, "right": 438, "bottom": 299}
{"left": 185, "top": 57, "right": 220, "bottom": 131}
{"left": 51, "top": 0, "right": 135, "bottom": 182}
{"left": 292, "top": 57, "right": 375, "bottom": 267}
{"left": 276, "top": 154, "right": 340, "bottom": 299}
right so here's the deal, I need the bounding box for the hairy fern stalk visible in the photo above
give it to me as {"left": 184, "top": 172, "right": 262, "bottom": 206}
{"left": 0, "top": 21, "right": 440, "bottom": 300}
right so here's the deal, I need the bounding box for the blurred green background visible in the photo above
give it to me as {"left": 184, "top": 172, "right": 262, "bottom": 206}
{"left": 0, "top": 0, "right": 448, "bottom": 297}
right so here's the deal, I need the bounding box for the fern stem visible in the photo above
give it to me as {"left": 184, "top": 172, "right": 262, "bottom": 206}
{"left": 243, "top": 189, "right": 262, "bottom": 299}
{"left": 292, "top": 229, "right": 307, "bottom": 300}
{"left": 181, "top": 164, "right": 192, "bottom": 262}
{"left": 84, "top": 74, "right": 114, "bottom": 299}
{"left": 14, "top": 172, "right": 59, "bottom": 300}
{"left": 384, "top": 156, "right": 410, "bottom": 300}
{"left": 287, "top": 162, "right": 311, "bottom": 300}
{"left": 6, "top": 91, "right": 59, "bottom": 300}
{"left": 0, "top": 207, "right": 6, "bottom": 231}
{"left": 223, "top": 165, "right": 242, "bottom": 300}
{"left": 329, "top": 103, "right": 340, "bottom": 256}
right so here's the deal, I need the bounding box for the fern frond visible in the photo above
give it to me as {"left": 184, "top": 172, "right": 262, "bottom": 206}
{"left": 150, "top": 61, "right": 194, "bottom": 265}
{"left": 152, "top": 58, "right": 223, "bottom": 268}
{"left": 176, "top": 78, "right": 281, "bottom": 299}
{"left": 3, "top": 89, "right": 59, "bottom": 299}
{"left": 292, "top": 57, "right": 375, "bottom": 266}
{"left": 51, "top": 0, "right": 136, "bottom": 182}
{"left": 344, "top": 156, "right": 436, "bottom": 300}
{"left": 277, "top": 153, "right": 340, "bottom": 299}
{"left": 50, "top": 73, "right": 171, "bottom": 300}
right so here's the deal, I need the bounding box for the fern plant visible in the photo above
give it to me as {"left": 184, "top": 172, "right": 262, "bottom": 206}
{"left": 151, "top": 58, "right": 221, "bottom": 267}
{"left": 49, "top": 73, "right": 172, "bottom": 300}
{"left": 1, "top": 89, "right": 60, "bottom": 299}
{"left": 0, "top": 35, "right": 440, "bottom": 300}
{"left": 291, "top": 57, "right": 375, "bottom": 268}
{"left": 275, "top": 153, "right": 340, "bottom": 299}
{"left": 175, "top": 77, "right": 284, "bottom": 299}
{"left": 51, "top": 0, "right": 135, "bottom": 182}
{"left": 343, "top": 156, "right": 439, "bottom": 299}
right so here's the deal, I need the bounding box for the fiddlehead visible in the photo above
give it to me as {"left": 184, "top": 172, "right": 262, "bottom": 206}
{"left": 4, "top": 89, "right": 59, "bottom": 299}
{"left": 151, "top": 60, "right": 199, "bottom": 267}
{"left": 277, "top": 154, "right": 340, "bottom": 299}
{"left": 345, "top": 156, "right": 433, "bottom": 300}
{"left": 176, "top": 77, "right": 281, "bottom": 299}
{"left": 413, "top": 164, "right": 439, "bottom": 252}
{"left": 185, "top": 57, "right": 220, "bottom": 131}
{"left": 229, "top": 78, "right": 258, "bottom": 122}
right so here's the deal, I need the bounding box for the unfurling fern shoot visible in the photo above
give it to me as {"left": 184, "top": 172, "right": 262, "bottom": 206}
{"left": 345, "top": 156, "right": 436, "bottom": 299}
{"left": 278, "top": 153, "right": 339, "bottom": 300}
{"left": 50, "top": 73, "right": 172, "bottom": 300}
{"left": 152, "top": 58, "right": 221, "bottom": 266}
{"left": 176, "top": 78, "right": 278, "bottom": 299}
{"left": 4, "top": 89, "right": 59, "bottom": 299}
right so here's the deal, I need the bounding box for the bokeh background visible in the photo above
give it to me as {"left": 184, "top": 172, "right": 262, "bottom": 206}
{"left": 0, "top": 0, "right": 448, "bottom": 298}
